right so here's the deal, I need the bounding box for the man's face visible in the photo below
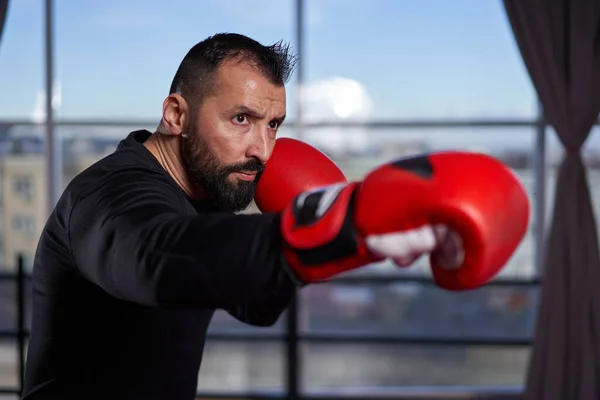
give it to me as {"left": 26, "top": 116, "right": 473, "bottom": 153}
{"left": 181, "top": 59, "right": 287, "bottom": 212}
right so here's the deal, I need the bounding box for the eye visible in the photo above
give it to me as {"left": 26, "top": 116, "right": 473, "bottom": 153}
{"left": 233, "top": 114, "right": 248, "bottom": 125}
{"left": 269, "top": 120, "right": 279, "bottom": 130}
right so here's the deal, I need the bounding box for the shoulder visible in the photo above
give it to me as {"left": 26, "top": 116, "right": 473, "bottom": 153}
{"left": 59, "top": 139, "right": 187, "bottom": 218}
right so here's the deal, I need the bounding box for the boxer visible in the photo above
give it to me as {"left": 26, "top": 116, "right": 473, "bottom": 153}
{"left": 22, "top": 31, "right": 529, "bottom": 400}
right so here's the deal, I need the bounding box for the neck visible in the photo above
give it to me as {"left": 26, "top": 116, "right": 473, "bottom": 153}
{"left": 144, "top": 132, "right": 205, "bottom": 200}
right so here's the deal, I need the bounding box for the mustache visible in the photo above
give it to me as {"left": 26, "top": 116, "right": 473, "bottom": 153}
{"left": 224, "top": 158, "right": 265, "bottom": 175}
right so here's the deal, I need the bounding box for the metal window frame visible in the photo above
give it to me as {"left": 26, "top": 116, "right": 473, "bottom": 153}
{"left": 0, "top": 0, "right": 552, "bottom": 398}
{"left": 0, "top": 259, "right": 539, "bottom": 399}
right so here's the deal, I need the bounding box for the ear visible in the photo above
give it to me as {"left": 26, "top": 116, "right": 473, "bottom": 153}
{"left": 161, "top": 94, "right": 190, "bottom": 136}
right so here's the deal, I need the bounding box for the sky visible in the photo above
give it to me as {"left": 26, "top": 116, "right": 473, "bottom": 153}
{"left": 0, "top": 0, "right": 592, "bottom": 152}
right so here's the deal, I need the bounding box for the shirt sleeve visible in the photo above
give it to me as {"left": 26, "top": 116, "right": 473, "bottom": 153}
{"left": 225, "top": 268, "right": 296, "bottom": 326}
{"left": 68, "top": 167, "right": 294, "bottom": 309}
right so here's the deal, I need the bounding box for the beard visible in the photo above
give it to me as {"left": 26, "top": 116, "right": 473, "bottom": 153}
{"left": 180, "top": 123, "right": 264, "bottom": 213}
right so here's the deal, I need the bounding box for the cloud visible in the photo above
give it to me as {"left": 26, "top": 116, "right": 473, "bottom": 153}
{"left": 301, "top": 76, "right": 373, "bottom": 121}
{"left": 299, "top": 76, "right": 374, "bottom": 154}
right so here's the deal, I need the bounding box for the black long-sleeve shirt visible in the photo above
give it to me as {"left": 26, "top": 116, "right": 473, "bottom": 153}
{"left": 22, "top": 130, "right": 295, "bottom": 400}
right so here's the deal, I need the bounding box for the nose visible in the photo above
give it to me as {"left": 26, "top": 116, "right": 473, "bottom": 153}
{"left": 246, "top": 126, "right": 273, "bottom": 165}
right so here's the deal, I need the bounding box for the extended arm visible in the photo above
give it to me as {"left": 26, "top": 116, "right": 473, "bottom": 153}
{"left": 68, "top": 168, "right": 292, "bottom": 309}
{"left": 225, "top": 269, "right": 296, "bottom": 327}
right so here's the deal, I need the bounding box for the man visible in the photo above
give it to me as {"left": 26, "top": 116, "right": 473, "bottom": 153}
{"left": 23, "top": 33, "right": 302, "bottom": 400}
{"left": 22, "top": 32, "right": 529, "bottom": 400}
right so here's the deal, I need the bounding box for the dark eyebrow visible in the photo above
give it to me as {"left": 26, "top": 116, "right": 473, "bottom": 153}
{"left": 234, "top": 106, "right": 286, "bottom": 123}
{"left": 234, "top": 106, "right": 265, "bottom": 119}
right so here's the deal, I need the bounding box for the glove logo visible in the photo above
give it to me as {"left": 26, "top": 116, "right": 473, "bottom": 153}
{"left": 391, "top": 155, "right": 434, "bottom": 178}
{"left": 293, "top": 183, "right": 347, "bottom": 227}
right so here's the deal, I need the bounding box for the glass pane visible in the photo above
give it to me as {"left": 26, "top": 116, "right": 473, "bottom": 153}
{"left": 59, "top": 124, "right": 152, "bottom": 192}
{"left": 303, "top": 0, "right": 536, "bottom": 121}
{"left": 0, "top": 281, "right": 21, "bottom": 332}
{"left": 0, "top": 123, "right": 47, "bottom": 272}
{"left": 586, "top": 129, "right": 600, "bottom": 230}
{"left": 0, "top": 1, "right": 44, "bottom": 119}
{"left": 301, "top": 343, "right": 529, "bottom": 389}
{"left": 197, "top": 340, "right": 284, "bottom": 394}
{"left": 0, "top": 340, "right": 18, "bottom": 388}
{"left": 299, "top": 126, "right": 536, "bottom": 281}
{"left": 55, "top": 0, "right": 296, "bottom": 120}
{"left": 299, "top": 282, "right": 538, "bottom": 340}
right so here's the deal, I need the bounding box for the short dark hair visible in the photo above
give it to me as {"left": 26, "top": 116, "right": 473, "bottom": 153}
{"left": 169, "top": 33, "right": 298, "bottom": 107}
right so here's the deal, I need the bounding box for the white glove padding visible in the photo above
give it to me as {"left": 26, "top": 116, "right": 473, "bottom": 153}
{"left": 365, "top": 224, "right": 464, "bottom": 270}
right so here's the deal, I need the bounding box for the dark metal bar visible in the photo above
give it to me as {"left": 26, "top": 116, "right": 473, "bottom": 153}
{"left": 296, "top": 119, "right": 539, "bottom": 129}
{"left": 44, "top": 0, "right": 56, "bottom": 215}
{"left": 0, "top": 386, "right": 531, "bottom": 399}
{"left": 0, "top": 327, "right": 536, "bottom": 347}
{"left": 286, "top": 294, "right": 300, "bottom": 400}
{"left": 287, "top": 1, "right": 304, "bottom": 399}
{"left": 326, "top": 274, "right": 541, "bottom": 286}
{"left": 0, "top": 270, "right": 541, "bottom": 286}
{"left": 0, "top": 0, "right": 9, "bottom": 55}
{"left": 0, "top": 328, "right": 533, "bottom": 347}
{"left": 0, "top": 118, "right": 542, "bottom": 128}
{"left": 300, "top": 386, "right": 524, "bottom": 400}
{"left": 0, "top": 387, "right": 21, "bottom": 394}
{"left": 0, "top": 272, "right": 30, "bottom": 281}
{"left": 195, "top": 391, "right": 284, "bottom": 399}
{"left": 533, "top": 100, "right": 546, "bottom": 276}
{"left": 16, "top": 255, "right": 26, "bottom": 393}
{"left": 297, "top": 333, "right": 531, "bottom": 346}
{"left": 193, "top": 386, "right": 525, "bottom": 400}
{"left": 206, "top": 330, "right": 284, "bottom": 341}
{"left": 0, "top": 330, "right": 28, "bottom": 338}
{"left": 0, "top": 272, "right": 30, "bottom": 280}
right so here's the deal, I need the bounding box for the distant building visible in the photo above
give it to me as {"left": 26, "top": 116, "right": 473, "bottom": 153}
{"left": 0, "top": 124, "right": 120, "bottom": 270}
{"left": 0, "top": 154, "right": 46, "bottom": 270}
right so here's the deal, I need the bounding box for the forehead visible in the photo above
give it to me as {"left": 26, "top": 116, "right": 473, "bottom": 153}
{"left": 213, "top": 59, "right": 286, "bottom": 105}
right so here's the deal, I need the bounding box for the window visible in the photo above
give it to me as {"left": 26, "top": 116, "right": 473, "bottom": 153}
{"left": 301, "top": 343, "right": 529, "bottom": 390}
{"left": 304, "top": 0, "right": 536, "bottom": 121}
{"left": 0, "top": 1, "right": 44, "bottom": 120}
{"left": 296, "top": 1, "right": 540, "bottom": 392}
{"left": 301, "top": 126, "right": 537, "bottom": 281}
{"left": 55, "top": 0, "right": 295, "bottom": 120}
{"left": 197, "top": 341, "right": 285, "bottom": 394}
{"left": 1, "top": 0, "right": 547, "bottom": 397}
{"left": 12, "top": 176, "right": 34, "bottom": 202}
{"left": 12, "top": 214, "right": 35, "bottom": 237}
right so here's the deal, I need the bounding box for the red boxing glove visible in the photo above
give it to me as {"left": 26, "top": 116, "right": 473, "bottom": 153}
{"left": 255, "top": 138, "right": 347, "bottom": 213}
{"left": 255, "top": 138, "right": 380, "bottom": 284}
{"left": 278, "top": 182, "right": 382, "bottom": 283}
{"left": 276, "top": 179, "right": 443, "bottom": 284}
{"left": 258, "top": 141, "right": 529, "bottom": 289}
{"left": 354, "top": 151, "right": 531, "bottom": 290}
